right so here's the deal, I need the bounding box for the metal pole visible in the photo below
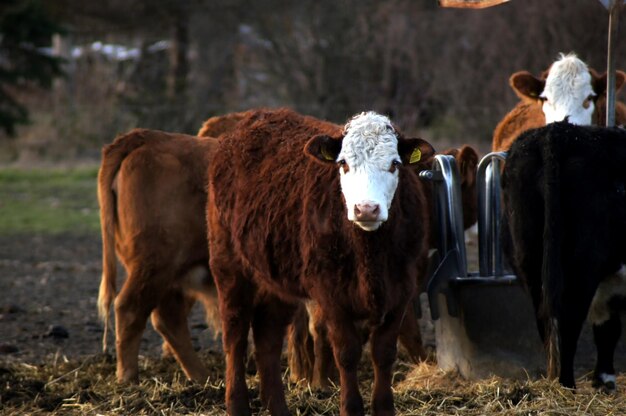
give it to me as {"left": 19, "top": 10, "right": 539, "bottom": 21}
{"left": 477, "top": 152, "right": 507, "bottom": 277}
{"left": 432, "top": 155, "right": 468, "bottom": 278}
{"left": 606, "top": 0, "right": 623, "bottom": 127}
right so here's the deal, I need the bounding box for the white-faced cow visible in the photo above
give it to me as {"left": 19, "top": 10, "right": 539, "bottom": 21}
{"left": 98, "top": 129, "right": 220, "bottom": 383}
{"left": 207, "top": 108, "right": 434, "bottom": 415}
{"left": 502, "top": 121, "right": 626, "bottom": 391}
{"left": 287, "top": 144, "right": 480, "bottom": 388}
{"left": 492, "top": 53, "right": 626, "bottom": 151}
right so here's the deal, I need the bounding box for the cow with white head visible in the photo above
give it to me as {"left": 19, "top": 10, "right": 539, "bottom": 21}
{"left": 492, "top": 53, "right": 626, "bottom": 151}
{"left": 208, "top": 108, "right": 434, "bottom": 415}
{"left": 539, "top": 53, "right": 597, "bottom": 125}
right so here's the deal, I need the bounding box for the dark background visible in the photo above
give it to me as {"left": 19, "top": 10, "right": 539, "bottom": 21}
{"left": 2, "top": 0, "right": 625, "bottom": 162}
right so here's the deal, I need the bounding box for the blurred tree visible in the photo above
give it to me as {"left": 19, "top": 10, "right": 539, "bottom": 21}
{"left": 7, "top": 0, "right": 626, "bottom": 161}
{"left": 0, "top": 0, "right": 64, "bottom": 136}
{"left": 47, "top": 0, "right": 196, "bottom": 131}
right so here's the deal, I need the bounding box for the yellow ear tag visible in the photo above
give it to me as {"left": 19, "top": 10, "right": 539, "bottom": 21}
{"left": 321, "top": 145, "right": 335, "bottom": 161}
{"left": 409, "top": 148, "right": 421, "bottom": 164}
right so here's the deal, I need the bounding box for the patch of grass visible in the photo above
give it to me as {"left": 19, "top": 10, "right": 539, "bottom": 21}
{"left": 0, "top": 167, "right": 100, "bottom": 235}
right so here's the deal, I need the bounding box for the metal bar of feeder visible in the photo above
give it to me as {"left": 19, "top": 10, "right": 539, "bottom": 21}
{"left": 477, "top": 152, "right": 507, "bottom": 277}
{"left": 491, "top": 158, "right": 504, "bottom": 276}
{"left": 606, "top": 0, "right": 622, "bottom": 127}
{"left": 484, "top": 164, "right": 494, "bottom": 274}
{"left": 432, "top": 154, "right": 467, "bottom": 278}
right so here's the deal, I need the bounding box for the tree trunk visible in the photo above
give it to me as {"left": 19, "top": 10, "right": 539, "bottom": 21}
{"left": 167, "top": 2, "right": 189, "bottom": 101}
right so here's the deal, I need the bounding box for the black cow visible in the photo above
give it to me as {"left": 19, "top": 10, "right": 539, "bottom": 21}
{"left": 502, "top": 121, "right": 626, "bottom": 391}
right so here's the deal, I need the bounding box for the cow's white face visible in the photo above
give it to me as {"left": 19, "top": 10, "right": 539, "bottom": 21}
{"left": 304, "top": 112, "right": 434, "bottom": 232}
{"left": 541, "top": 54, "right": 596, "bottom": 125}
{"left": 336, "top": 112, "right": 401, "bottom": 231}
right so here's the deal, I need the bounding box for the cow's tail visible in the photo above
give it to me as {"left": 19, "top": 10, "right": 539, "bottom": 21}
{"left": 96, "top": 129, "right": 151, "bottom": 354}
{"left": 287, "top": 303, "right": 315, "bottom": 384}
{"left": 541, "top": 127, "right": 563, "bottom": 378}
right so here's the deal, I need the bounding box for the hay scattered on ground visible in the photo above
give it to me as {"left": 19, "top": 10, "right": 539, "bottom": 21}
{"left": 2, "top": 352, "right": 626, "bottom": 415}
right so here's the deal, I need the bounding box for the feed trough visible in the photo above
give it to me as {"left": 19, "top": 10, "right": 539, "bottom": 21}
{"left": 420, "top": 153, "right": 545, "bottom": 380}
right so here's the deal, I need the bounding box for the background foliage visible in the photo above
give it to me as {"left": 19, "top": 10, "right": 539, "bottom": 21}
{"left": 0, "top": 0, "right": 63, "bottom": 136}
{"left": 1, "top": 0, "right": 625, "bottom": 161}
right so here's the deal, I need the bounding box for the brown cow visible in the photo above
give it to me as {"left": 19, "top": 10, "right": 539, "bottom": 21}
{"left": 200, "top": 110, "right": 471, "bottom": 385}
{"left": 287, "top": 144, "right": 480, "bottom": 388}
{"left": 492, "top": 53, "right": 626, "bottom": 151}
{"left": 208, "top": 108, "right": 435, "bottom": 415}
{"left": 97, "top": 128, "right": 220, "bottom": 383}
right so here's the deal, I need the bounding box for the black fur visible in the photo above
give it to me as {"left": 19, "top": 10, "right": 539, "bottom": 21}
{"left": 502, "top": 121, "right": 626, "bottom": 389}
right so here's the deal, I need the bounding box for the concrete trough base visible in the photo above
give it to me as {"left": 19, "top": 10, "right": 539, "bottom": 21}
{"left": 434, "top": 278, "right": 546, "bottom": 380}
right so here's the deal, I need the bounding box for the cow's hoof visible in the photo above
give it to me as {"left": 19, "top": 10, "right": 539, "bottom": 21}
{"left": 592, "top": 373, "right": 617, "bottom": 394}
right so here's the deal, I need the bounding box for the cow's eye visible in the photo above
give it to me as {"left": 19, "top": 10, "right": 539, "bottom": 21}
{"left": 389, "top": 159, "right": 402, "bottom": 173}
{"left": 583, "top": 94, "right": 596, "bottom": 109}
{"left": 338, "top": 159, "right": 349, "bottom": 173}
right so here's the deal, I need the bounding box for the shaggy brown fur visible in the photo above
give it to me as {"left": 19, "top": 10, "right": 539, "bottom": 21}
{"left": 97, "top": 129, "right": 219, "bottom": 383}
{"left": 287, "top": 144, "right": 481, "bottom": 388}
{"left": 207, "top": 108, "right": 434, "bottom": 415}
{"left": 492, "top": 68, "right": 626, "bottom": 152}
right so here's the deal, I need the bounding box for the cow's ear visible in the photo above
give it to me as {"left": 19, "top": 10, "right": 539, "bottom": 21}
{"left": 616, "top": 71, "right": 626, "bottom": 92}
{"left": 398, "top": 137, "right": 435, "bottom": 169}
{"left": 456, "top": 145, "right": 479, "bottom": 185}
{"left": 510, "top": 71, "right": 545, "bottom": 102}
{"left": 441, "top": 145, "right": 479, "bottom": 184}
{"left": 304, "top": 134, "right": 343, "bottom": 164}
{"left": 592, "top": 70, "right": 608, "bottom": 96}
{"left": 592, "top": 69, "right": 626, "bottom": 96}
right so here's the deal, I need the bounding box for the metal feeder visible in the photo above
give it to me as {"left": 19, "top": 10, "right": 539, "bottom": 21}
{"left": 420, "top": 154, "right": 544, "bottom": 380}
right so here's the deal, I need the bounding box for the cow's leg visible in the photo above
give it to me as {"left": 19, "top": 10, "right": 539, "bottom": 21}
{"left": 160, "top": 293, "right": 195, "bottom": 359}
{"left": 151, "top": 290, "right": 209, "bottom": 382}
{"left": 211, "top": 239, "right": 253, "bottom": 416}
{"left": 218, "top": 283, "right": 253, "bottom": 415}
{"left": 592, "top": 311, "right": 621, "bottom": 392}
{"left": 529, "top": 284, "right": 548, "bottom": 343}
{"left": 504, "top": 201, "right": 546, "bottom": 343}
{"left": 251, "top": 297, "right": 295, "bottom": 416}
{"left": 325, "top": 312, "right": 364, "bottom": 416}
{"left": 558, "top": 295, "right": 592, "bottom": 389}
{"left": 308, "top": 302, "right": 337, "bottom": 389}
{"left": 397, "top": 304, "right": 428, "bottom": 363}
{"left": 114, "top": 271, "right": 161, "bottom": 383}
{"left": 370, "top": 308, "right": 404, "bottom": 416}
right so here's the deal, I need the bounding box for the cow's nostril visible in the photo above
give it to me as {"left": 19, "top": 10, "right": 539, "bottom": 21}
{"left": 354, "top": 203, "right": 380, "bottom": 221}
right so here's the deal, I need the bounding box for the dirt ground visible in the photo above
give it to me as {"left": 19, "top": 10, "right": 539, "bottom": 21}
{"left": 0, "top": 231, "right": 623, "bottom": 370}
{"left": 0, "top": 232, "right": 215, "bottom": 364}
{"left": 2, "top": 232, "right": 626, "bottom": 415}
